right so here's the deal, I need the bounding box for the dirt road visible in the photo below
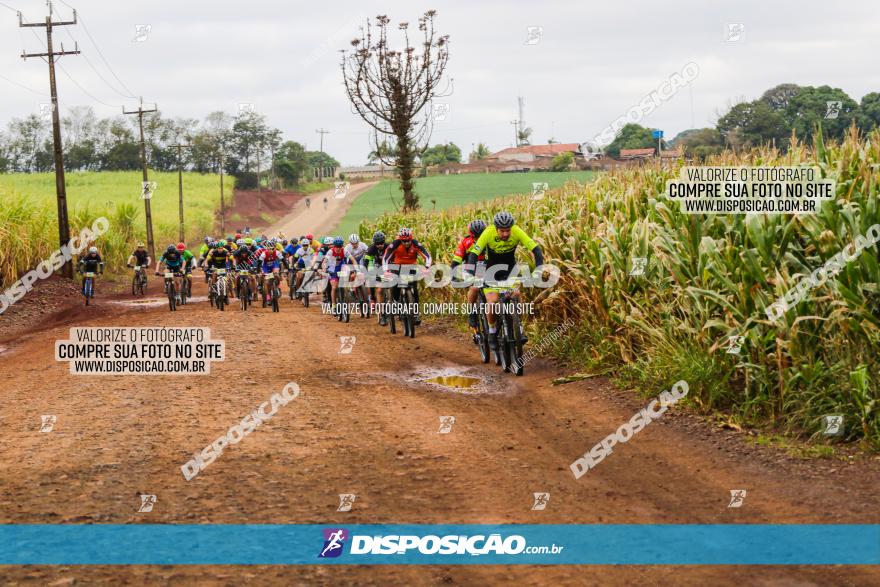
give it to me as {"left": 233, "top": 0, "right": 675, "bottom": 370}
{"left": 1, "top": 277, "right": 878, "bottom": 585}
{"left": 268, "top": 181, "right": 378, "bottom": 238}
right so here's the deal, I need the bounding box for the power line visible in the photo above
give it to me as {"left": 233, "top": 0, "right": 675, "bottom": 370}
{"left": 0, "top": 0, "right": 19, "bottom": 13}
{"left": 56, "top": 62, "right": 120, "bottom": 109}
{"left": 56, "top": 0, "right": 137, "bottom": 98}
{"left": 0, "top": 72, "right": 49, "bottom": 96}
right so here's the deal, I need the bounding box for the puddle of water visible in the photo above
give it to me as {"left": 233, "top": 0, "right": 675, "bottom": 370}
{"left": 111, "top": 296, "right": 208, "bottom": 308}
{"left": 425, "top": 375, "right": 480, "bottom": 389}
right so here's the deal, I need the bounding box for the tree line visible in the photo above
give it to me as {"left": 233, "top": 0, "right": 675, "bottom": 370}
{"left": 604, "top": 83, "right": 880, "bottom": 158}
{"left": 0, "top": 107, "right": 339, "bottom": 189}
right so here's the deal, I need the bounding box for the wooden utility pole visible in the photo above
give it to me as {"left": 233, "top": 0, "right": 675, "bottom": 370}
{"left": 315, "top": 128, "right": 329, "bottom": 180}
{"left": 124, "top": 98, "right": 158, "bottom": 260}
{"left": 20, "top": 3, "right": 80, "bottom": 278}
{"left": 173, "top": 143, "right": 191, "bottom": 242}
{"left": 218, "top": 152, "right": 226, "bottom": 235}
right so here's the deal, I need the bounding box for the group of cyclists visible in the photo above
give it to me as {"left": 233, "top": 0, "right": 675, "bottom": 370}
{"left": 78, "top": 210, "right": 543, "bottom": 365}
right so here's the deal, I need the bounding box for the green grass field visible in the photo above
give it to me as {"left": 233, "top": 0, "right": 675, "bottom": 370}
{"left": 335, "top": 171, "right": 596, "bottom": 236}
{"left": 0, "top": 171, "right": 232, "bottom": 282}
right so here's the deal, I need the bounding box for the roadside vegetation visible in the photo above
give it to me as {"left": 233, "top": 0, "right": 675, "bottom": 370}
{"left": 362, "top": 129, "right": 880, "bottom": 448}
{"left": 0, "top": 171, "right": 232, "bottom": 283}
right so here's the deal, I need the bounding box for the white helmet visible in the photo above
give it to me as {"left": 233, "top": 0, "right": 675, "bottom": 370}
{"left": 299, "top": 238, "right": 310, "bottom": 247}
{"left": 89, "top": 246, "right": 98, "bottom": 254}
{"left": 348, "top": 234, "right": 360, "bottom": 244}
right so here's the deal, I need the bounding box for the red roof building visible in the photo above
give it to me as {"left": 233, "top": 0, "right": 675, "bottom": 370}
{"left": 619, "top": 148, "right": 655, "bottom": 160}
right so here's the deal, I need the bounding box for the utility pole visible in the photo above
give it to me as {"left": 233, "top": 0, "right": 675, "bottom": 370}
{"left": 510, "top": 120, "right": 519, "bottom": 147}
{"left": 218, "top": 151, "right": 226, "bottom": 235}
{"left": 20, "top": 2, "right": 80, "bottom": 278}
{"left": 173, "top": 142, "right": 191, "bottom": 242}
{"left": 124, "top": 97, "right": 158, "bottom": 261}
{"left": 315, "top": 128, "right": 329, "bottom": 180}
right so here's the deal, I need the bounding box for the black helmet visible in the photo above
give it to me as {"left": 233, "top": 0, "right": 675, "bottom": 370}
{"left": 166, "top": 244, "right": 176, "bottom": 253}
{"left": 468, "top": 219, "right": 487, "bottom": 238}
{"left": 372, "top": 231, "right": 386, "bottom": 244}
{"left": 493, "top": 211, "right": 515, "bottom": 229}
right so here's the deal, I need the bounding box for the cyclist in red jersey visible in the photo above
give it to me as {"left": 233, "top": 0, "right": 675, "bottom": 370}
{"left": 382, "top": 227, "right": 432, "bottom": 325}
{"left": 451, "top": 219, "right": 487, "bottom": 328}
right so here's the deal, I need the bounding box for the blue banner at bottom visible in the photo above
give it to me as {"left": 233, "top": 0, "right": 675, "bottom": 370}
{"left": 2, "top": 524, "right": 879, "bottom": 565}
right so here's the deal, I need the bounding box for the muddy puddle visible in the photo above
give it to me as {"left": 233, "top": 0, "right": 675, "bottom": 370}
{"left": 356, "top": 365, "right": 509, "bottom": 395}
{"left": 110, "top": 296, "right": 208, "bottom": 308}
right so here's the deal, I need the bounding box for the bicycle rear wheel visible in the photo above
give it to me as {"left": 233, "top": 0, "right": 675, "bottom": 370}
{"left": 507, "top": 313, "right": 525, "bottom": 376}
{"left": 168, "top": 283, "right": 177, "bottom": 311}
{"left": 477, "top": 313, "right": 491, "bottom": 363}
{"left": 402, "top": 286, "right": 416, "bottom": 338}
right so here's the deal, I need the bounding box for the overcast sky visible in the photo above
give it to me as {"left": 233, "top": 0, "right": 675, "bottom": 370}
{"left": 1, "top": 0, "right": 878, "bottom": 165}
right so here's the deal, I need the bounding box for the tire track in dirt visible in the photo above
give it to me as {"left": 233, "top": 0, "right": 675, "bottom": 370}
{"left": 0, "top": 279, "right": 878, "bottom": 585}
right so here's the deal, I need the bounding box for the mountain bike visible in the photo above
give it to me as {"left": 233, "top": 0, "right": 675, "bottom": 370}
{"left": 130, "top": 265, "right": 147, "bottom": 296}
{"left": 299, "top": 269, "right": 317, "bottom": 308}
{"left": 237, "top": 268, "right": 252, "bottom": 311}
{"left": 212, "top": 268, "right": 229, "bottom": 311}
{"left": 264, "top": 272, "right": 282, "bottom": 313}
{"left": 82, "top": 271, "right": 97, "bottom": 306}
{"left": 473, "top": 289, "right": 492, "bottom": 364}
{"left": 160, "top": 270, "right": 182, "bottom": 311}
{"left": 391, "top": 270, "right": 421, "bottom": 338}
{"left": 495, "top": 287, "right": 526, "bottom": 376}
{"left": 335, "top": 281, "right": 350, "bottom": 323}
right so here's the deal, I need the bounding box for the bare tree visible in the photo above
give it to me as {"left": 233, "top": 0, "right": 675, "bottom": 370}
{"left": 341, "top": 11, "right": 449, "bottom": 211}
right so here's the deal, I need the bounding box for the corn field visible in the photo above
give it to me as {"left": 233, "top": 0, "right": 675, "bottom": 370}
{"left": 361, "top": 128, "right": 880, "bottom": 447}
{"left": 0, "top": 171, "right": 233, "bottom": 286}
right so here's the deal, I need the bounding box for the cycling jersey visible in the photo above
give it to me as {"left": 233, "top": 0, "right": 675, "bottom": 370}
{"left": 382, "top": 239, "right": 431, "bottom": 267}
{"left": 181, "top": 250, "right": 195, "bottom": 271}
{"left": 232, "top": 247, "right": 252, "bottom": 267}
{"left": 131, "top": 250, "right": 149, "bottom": 266}
{"left": 452, "top": 235, "right": 485, "bottom": 265}
{"left": 363, "top": 243, "right": 388, "bottom": 269}
{"left": 260, "top": 248, "right": 282, "bottom": 272}
{"left": 469, "top": 225, "right": 540, "bottom": 283}
{"left": 204, "top": 248, "right": 229, "bottom": 269}
{"left": 344, "top": 242, "right": 368, "bottom": 265}
{"left": 198, "top": 243, "right": 210, "bottom": 259}
{"left": 160, "top": 251, "right": 184, "bottom": 269}
{"left": 79, "top": 253, "right": 103, "bottom": 272}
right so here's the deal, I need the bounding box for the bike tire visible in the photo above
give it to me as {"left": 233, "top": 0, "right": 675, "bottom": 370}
{"left": 508, "top": 313, "right": 524, "bottom": 376}
{"left": 403, "top": 286, "right": 416, "bottom": 338}
{"left": 499, "top": 313, "right": 514, "bottom": 373}
{"left": 272, "top": 285, "right": 280, "bottom": 312}
{"left": 169, "top": 284, "right": 177, "bottom": 312}
{"left": 131, "top": 275, "right": 137, "bottom": 296}
{"left": 477, "top": 313, "right": 491, "bottom": 364}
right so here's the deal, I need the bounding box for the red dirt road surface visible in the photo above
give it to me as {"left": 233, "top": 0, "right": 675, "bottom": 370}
{"left": 0, "top": 277, "right": 878, "bottom": 585}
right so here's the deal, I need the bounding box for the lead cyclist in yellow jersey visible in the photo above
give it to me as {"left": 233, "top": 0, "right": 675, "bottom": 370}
{"left": 466, "top": 211, "right": 544, "bottom": 350}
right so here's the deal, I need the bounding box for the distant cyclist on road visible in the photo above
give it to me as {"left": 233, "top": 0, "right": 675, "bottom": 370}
{"left": 78, "top": 246, "right": 104, "bottom": 296}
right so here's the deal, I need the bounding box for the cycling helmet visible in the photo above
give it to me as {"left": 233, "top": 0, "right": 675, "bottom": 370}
{"left": 244, "top": 238, "right": 254, "bottom": 246}
{"left": 218, "top": 239, "right": 227, "bottom": 247}
{"left": 373, "top": 231, "right": 386, "bottom": 244}
{"left": 333, "top": 237, "right": 344, "bottom": 247}
{"left": 299, "top": 238, "right": 310, "bottom": 247}
{"left": 88, "top": 246, "right": 98, "bottom": 254}
{"left": 203, "top": 236, "right": 211, "bottom": 243}
{"left": 322, "top": 237, "right": 333, "bottom": 246}
{"left": 226, "top": 235, "right": 234, "bottom": 241}
{"left": 398, "top": 227, "right": 413, "bottom": 241}
{"left": 166, "top": 244, "right": 176, "bottom": 253}
{"left": 305, "top": 233, "right": 314, "bottom": 241}
{"left": 136, "top": 242, "right": 146, "bottom": 248}
{"left": 176, "top": 242, "right": 186, "bottom": 252}
{"left": 348, "top": 234, "right": 360, "bottom": 244}
{"left": 468, "top": 219, "right": 487, "bottom": 238}
{"left": 236, "top": 239, "right": 245, "bottom": 246}
{"left": 282, "top": 239, "right": 288, "bottom": 246}
{"left": 255, "top": 237, "right": 263, "bottom": 244}
{"left": 493, "top": 211, "right": 515, "bottom": 229}
{"left": 235, "top": 233, "right": 242, "bottom": 240}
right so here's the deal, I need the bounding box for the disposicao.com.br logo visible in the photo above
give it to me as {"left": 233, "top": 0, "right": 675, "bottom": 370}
{"left": 319, "top": 528, "right": 563, "bottom": 559}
